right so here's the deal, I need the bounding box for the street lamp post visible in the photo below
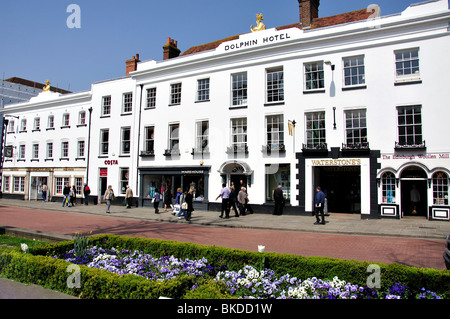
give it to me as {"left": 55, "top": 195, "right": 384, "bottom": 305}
{"left": 0, "top": 115, "right": 19, "bottom": 198}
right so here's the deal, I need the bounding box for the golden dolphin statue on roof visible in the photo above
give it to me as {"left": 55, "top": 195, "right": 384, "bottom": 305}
{"left": 251, "top": 13, "right": 266, "bottom": 32}
{"left": 43, "top": 80, "right": 51, "bottom": 92}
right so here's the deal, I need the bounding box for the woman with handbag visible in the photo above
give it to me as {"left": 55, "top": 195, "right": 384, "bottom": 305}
{"left": 176, "top": 190, "right": 187, "bottom": 219}
{"left": 103, "top": 185, "right": 114, "bottom": 214}
{"left": 184, "top": 188, "right": 194, "bottom": 222}
{"left": 173, "top": 188, "right": 183, "bottom": 216}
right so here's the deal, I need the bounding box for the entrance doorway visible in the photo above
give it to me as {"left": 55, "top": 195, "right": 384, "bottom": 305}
{"left": 231, "top": 174, "right": 247, "bottom": 190}
{"left": 400, "top": 166, "right": 428, "bottom": 217}
{"left": 219, "top": 160, "right": 252, "bottom": 191}
{"left": 315, "top": 166, "right": 361, "bottom": 213}
{"left": 99, "top": 177, "right": 107, "bottom": 203}
{"left": 30, "top": 176, "right": 48, "bottom": 200}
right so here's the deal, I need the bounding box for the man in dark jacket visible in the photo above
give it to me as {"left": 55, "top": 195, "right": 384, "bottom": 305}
{"left": 62, "top": 183, "right": 71, "bottom": 207}
{"left": 314, "top": 186, "right": 326, "bottom": 225}
{"left": 273, "top": 184, "right": 284, "bottom": 215}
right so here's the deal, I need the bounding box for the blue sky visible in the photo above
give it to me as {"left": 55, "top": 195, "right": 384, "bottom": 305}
{"left": 1, "top": 0, "right": 420, "bottom": 92}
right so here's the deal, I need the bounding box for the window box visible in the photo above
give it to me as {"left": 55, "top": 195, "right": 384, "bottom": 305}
{"left": 262, "top": 144, "right": 286, "bottom": 155}
{"left": 302, "top": 143, "right": 328, "bottom": 155}
{"left": 226, "top": 145, "right": 248, "bottom": 155}
{"left": 140, "top": 150, "right": 155, "bottom": 157}
{"left": 394, "top": 141, "right": 426, "bottom": 151}
{"left": 163, "top": 148, "right": 180, "bottom": 157}
{"left": 191, "top": 147, "right": 210, "bottom": 156}
{"left": 342, "top": 142, "right": 370, "bottom": 155}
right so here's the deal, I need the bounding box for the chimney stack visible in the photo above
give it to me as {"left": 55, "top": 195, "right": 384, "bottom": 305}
{"left": 126, "top": 54, "right": 140, "bottom": 76}
{"left": 298, "top": 0, "right": 320, "bottom": 28}
{"left": 163, "top": 37, "right": 181, "bottom": 60}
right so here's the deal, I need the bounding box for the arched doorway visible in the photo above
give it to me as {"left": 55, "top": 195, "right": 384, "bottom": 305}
{"left": 400, "top": 165, "right": 428, "bottom": 217}
{"left": 218, "top": 160, "right": 253, "bottom": 189}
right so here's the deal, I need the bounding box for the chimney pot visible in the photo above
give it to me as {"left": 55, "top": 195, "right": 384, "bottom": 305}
{"left": 125, "top": 53, "right": 141, "bottom": 76}
{"left": 163, "top": 37, "right": 181, "bottom": 60}
{"left": 298, "top": 0, "right": 320, "bottom": 27}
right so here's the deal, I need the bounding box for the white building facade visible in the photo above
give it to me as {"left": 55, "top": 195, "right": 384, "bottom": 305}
{"left": 1, "top": 0, "right": 449, "bottom": 221}
{"left": 1, "top": 90, "right": 91, "bottom": 201}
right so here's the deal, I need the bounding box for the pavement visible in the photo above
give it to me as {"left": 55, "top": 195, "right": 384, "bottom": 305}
{"left": 1, "top": 198, "right": 449, "bottom": 240}
{"left": 0, "top": 198, "right": 449, "bottom": 299}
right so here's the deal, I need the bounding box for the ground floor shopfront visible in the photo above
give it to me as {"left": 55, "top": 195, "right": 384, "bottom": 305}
{"left": 137, "top": 160, "right": 295, "bottom": 214}
{"left": 378, "top": 153, "right": 450, "bottom": 221}
{"left": 296, "top": 148, "right": 449, "bottom": 221}
{"left": 296, "top": 148, "right": 380, "bottom": 218}
{"left": 139, "top": 166, "right": 211, "bottom": 210}
{"left": 1, "top": 167, "right": 86, "bottom": 202}
{"left": 4, "top": 152, "right": 448, "bottom": 222}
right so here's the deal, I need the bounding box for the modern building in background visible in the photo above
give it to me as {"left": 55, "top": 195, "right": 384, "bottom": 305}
{"left": 1, "top": 0, "right": 449, "bottom": 221}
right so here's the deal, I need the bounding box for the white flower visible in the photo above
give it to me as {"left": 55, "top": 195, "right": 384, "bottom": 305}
{"left": 20, "top": 243, "right": 28, "bottom": 253}
{"left": 258, "top": 245, "right": 265, "bottom": 253}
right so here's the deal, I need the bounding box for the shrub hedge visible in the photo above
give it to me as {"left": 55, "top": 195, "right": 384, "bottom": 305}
{"left": 1, "top": 234, "right": 449, "bottom": 299}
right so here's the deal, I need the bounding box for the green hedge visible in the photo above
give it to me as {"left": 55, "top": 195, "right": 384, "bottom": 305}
{"left": 0, "top": 249, "right": 210, "bottom": 299}
{"left": 1, "top": 234, "right": 449, "bottom": 298}
{"left": 85, "top": 234, "right": 449, "bottom": 296}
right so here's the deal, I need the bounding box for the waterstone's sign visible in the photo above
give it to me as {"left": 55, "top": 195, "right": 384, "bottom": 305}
{"left": 311, "top": 159, "right": 362, "bottom": 166}
{"left": 218, "top": 28, "right": 302, "bottom": 53}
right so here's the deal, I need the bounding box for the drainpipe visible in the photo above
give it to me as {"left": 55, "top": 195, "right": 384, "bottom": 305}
{"left": 136, "top": 84, "right": 143, "bottom": 206}
{"left": 86, "top": 107, "right": 93, "bottom": 186}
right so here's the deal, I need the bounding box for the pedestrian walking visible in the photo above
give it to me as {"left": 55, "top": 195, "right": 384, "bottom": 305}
{"left": 216, "top": 183, "right": 230, "bottom": 218}
{"left": 62, "top": 183, "right": 71, "bottom": 207}
{"left": 185, "top": 188, "right": 194, "bottom": 222}
{"left": 164, "top": 187, "right": 174, "bottom": 212}
{"left": 173, "top": 188, "right": 183, "bottom": 216}
{"left": 103, "top": 185, "right": 114, "bottom": 214}
{"left": 273, "top": 184, "right": 284, "bottom": 215}
{"left": 314, "top": 186, "right": 326, "bottom": 225}
{"left": 125, "top": 185, "right": 133, "bottom": 208}
{"left": 229, "top": 186, "right": 239, "bottom": 217}
{"left": 83, "top": 184, "right": 91, "bottom": 205}
{"left": 153, "top": 190, "right": 161, "bottom": 214}
{"left": 176, "top": 190, "right": 187, "bottom": 219}
{"left": 70, "top": 186, "right": 77, "bottom": 206}
{"left": 245, "top": 189, "right": 254, "bottom": 214}
{"left": 237, "top": 187, "right": 247, "bottom": 215}
{"left": 41, "top": 184, "right": 48, "bottom": 202}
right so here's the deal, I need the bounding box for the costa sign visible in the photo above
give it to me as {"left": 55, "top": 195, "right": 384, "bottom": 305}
{"left": 104, "top": 159, "right": 118, "bottom": 165}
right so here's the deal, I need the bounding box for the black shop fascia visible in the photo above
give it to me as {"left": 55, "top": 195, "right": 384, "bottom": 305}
{"left": 139, "top": 166, "right": 211, "bottom": 210}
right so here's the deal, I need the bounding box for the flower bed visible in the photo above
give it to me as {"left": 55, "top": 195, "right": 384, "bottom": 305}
{"left": 57, "top": 246, "right": 218, "bottom": 281}
{"left": 55, "top": 246, "right": 442, "bottom": 299}
{"left": 216, "top": 265, "right": 442, "bottom": 299}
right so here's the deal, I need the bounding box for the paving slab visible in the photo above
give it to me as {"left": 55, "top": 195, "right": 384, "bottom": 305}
{"left": 0, "top": 198, "right": 449, "bottom": 299}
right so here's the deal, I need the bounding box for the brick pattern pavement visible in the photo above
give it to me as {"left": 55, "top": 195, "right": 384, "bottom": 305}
{"left": 0, "top": 199, "right": 448, "bottom": 270}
